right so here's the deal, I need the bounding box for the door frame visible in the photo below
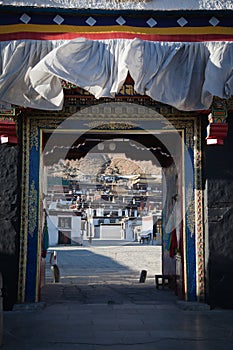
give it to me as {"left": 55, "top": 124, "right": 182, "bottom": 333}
{"left": 18, "top": 101, "right": 204, "bottom": 303}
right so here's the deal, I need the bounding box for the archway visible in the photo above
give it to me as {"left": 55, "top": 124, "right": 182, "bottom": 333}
{"left": 18, "top": 101, "right": 204, "bottom": 304}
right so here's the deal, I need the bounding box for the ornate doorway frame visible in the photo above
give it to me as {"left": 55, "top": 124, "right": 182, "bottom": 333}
{"left": 18, "top": 101, "right": 204, "bottom": 304}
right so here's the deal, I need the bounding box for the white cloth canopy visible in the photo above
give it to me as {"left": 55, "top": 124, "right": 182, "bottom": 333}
{"left": 0, "top": 38, "right": 233, "bottom": 111}
{"left": 0, "top": 40, "right": 63, "bottom": 109}
{"left": 30, "top": 38, "right": 130, "bottom": 106}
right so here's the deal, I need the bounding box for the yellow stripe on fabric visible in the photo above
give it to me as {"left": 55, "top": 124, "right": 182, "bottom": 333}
{"left": 0, "top": 24, "right": 233, "bottom": 35}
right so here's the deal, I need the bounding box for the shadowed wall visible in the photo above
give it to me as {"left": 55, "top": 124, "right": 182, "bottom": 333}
{"left": 204, "top": 113, "right": 233, "bottom": 309}
{"left": 0, "top": 144, "right": 19, "bottom": 310}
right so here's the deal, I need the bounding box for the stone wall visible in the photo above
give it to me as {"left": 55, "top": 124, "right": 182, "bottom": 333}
{"left": 204, "top": 113, "right": 233, "bottom": 309}
{"left": 0, "top": 144, "right": 19, "bottom": 310}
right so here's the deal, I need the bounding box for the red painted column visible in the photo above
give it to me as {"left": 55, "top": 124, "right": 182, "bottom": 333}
{"left": 0, "top": 119, "right": 18, "bottom": 144}
{"left": 206, "top": 99, "right": 228, "bottom": 145}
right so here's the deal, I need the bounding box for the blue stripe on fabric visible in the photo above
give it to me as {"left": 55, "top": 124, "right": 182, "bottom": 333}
{"left": 0, "top": 11, "right": 232, "bottom": 28}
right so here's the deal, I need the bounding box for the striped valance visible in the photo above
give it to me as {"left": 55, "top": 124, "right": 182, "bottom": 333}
{"left": 0, "top": 9, "right": 233, "bottom": 42}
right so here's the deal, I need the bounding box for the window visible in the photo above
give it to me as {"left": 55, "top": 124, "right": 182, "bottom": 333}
{"left": 58, "top": 217, "right": 71, "bottom": 229}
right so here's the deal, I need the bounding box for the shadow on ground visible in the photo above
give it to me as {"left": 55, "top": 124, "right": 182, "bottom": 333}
{"left": 41, "top": 282, "right": 177, "bottom": 306}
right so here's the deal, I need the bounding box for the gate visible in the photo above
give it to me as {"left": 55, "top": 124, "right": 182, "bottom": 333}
{"left": 17, "top": 101, "right": 204, "bottom": 303}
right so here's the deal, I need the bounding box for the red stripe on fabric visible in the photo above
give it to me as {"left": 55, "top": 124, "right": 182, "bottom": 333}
{"left": 0, "top": 32, "right": 233, "bottom": 42}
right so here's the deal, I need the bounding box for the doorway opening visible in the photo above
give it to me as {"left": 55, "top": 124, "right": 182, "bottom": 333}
{"left": 42, "top": 136, "right": 165, "bottom": 288}
{"left": 18, "top": 101, "right": 204, "bottom": 304}
{"left": 40, "top": 113, "right": 183, "bottom": 304}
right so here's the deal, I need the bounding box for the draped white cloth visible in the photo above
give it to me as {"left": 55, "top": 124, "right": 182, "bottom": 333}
{"left": 30, "top": 38, "right": 130, "bottom": 107}
{"left": 0, "top": 38, "right": 233, "bottom": 111}
{"left": 0, "top": 40, "right": 63, "bottom": 109}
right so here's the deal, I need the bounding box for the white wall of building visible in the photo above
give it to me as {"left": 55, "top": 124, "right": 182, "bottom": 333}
{"left": 71, "top": 215, "right": 81, "bottom": 243}
{"left": 47, "top": 215, "right": 58, "bottom": 246}
{"left": 1, "top": 1, "right": 232, "bottom": 10}
{"left": 141, "top": 215, "right": 153, "bottom": 234}
{"left": 100, "top": 224, "right": 123, "bottom": 239}
{"left": 47, "top": 214, "right": 82, "bottom": 246}
{"left": 125, "top": 220, "right": 134, "bottom": 241}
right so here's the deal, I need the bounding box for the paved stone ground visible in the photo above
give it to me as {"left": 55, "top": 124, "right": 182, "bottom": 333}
{"left": 3, "top": 240, "right": 233, "bottom": 350}
{"left": 41, "top": 240, "right": 170, "bottom": 305}
{"left": 4, "top": 298, "right": 233, "bottom": 350}
{"left": 46, "top": 240, "right": 162, "bottom": 282}
{"left": 41, "top": 282, "right": 177, "bottom": 306}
